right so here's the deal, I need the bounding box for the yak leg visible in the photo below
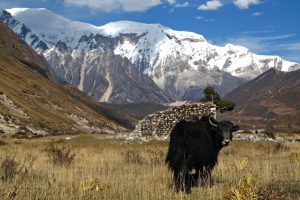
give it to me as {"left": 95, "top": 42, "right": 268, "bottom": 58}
{"left": 174, "top": 170, "right": 180, "bottom": 192}
{"left": 200, "top": 166, "right": 214, "bottom": 187}
{"left": 173, "top": 170, "right": 183, "bottom": 192}
{"left": 206, "top": 164, "right": 215, "bottom": 187}
{"left": 184, "top": 168, "right": 200, "bottom": 192}
{"left": 200, "top": 167, "right": 206, "bottom": 186}
{"left": 191, "top": 170, "right": 199, "bottom": 187}
{"left": 184, "top": 169, "right": 192, "bottom": 194}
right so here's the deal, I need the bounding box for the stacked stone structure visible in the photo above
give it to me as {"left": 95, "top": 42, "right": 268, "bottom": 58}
{"left": 134, "top": 103, "right": 216, "bottom": 139}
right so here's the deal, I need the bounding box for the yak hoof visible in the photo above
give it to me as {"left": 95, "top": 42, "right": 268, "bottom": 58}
{"left": 185, "top": 188, "right": 191, "bottom": 194}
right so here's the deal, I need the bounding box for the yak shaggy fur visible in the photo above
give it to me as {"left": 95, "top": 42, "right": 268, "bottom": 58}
{"left": 165, "top": 116, "right": 239, "bottom": 193}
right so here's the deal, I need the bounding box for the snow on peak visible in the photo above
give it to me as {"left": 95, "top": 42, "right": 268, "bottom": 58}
{"left": 5, "top": 8, "right": 207, "bottom": 46}
{"left": 5, "top": 8, "right": 99, "bottom": 47}
{"left": 166, "top": 29, "right": 206, "bottom": 42}
{"left": 7, "top": 8, "right": 32, "bottom": 16}
{"left": 98, "top": 21, "right": 165, "bottom": 37}
{"left": 224, "top": 43, "right": 249, "bottom": 52}
{"left": 98, "top": 20, "right": 206, "bottom": 42}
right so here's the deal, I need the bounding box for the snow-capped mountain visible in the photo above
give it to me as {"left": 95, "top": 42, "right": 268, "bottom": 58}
{"left": 0, "top": 8, "right": 171, "bottom": 104}
{"left": 1, "top": 8, "right": 299, "bottom": 103}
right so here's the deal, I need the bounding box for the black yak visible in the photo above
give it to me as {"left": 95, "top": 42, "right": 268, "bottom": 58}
{"left": 165, "top": 116, "right": 239, "bottom": 193}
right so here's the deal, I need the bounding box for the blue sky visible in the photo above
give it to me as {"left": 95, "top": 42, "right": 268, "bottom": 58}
{"left": 1, "top": 0, "right": 299, "bottom": 62}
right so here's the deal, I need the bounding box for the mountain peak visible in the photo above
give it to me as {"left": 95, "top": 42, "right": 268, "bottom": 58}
{"left": 6, "top": 8, "right": 206, "bottom": 42}
{"left": 6, "top": 7, "right": 99, "bottom": 46}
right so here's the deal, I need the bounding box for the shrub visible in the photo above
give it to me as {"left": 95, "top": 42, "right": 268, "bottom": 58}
{"left": 224, "top": 175, "right": 258, "bottom": 200}
{"left": 258, "top": 181, "right": 300, "bottom": 200}
{"left": 78, "top": 177, "right": 108, "bottom": 192}
{"left": 0, "top": 140, "right": 7, "bottom": 146}
{"left": 147, "top": 149, "right": 164, "bottom": 165}
{"left": 44, "top": 144, "right": 75, "bottom": 166}
{"left": 0, "top": 156, "right": 20, "bottom": 181}
{"left": 0, "top": 154, "right": 37, "bottom": 199}
{"left": 273, "top": 143, "right": 290, "bottom": 153}
{"left": 13, "top": 141, "right": 22, "bottom": 145}
{"left": 265, "top": 132, "right": 276, "bottom": 140}
{"left": 232, "top": 158, "right": 249, "bottom": 171}
{"left": 289, "top": 153, "right": 300, "bottom": 164}
{"left": 121, "top": 150, "right": 145, "bottom": 165}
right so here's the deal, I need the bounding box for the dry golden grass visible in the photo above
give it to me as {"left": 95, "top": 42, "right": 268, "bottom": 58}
{"left": 0, "top": 135, "right": 299, "bottom": 200}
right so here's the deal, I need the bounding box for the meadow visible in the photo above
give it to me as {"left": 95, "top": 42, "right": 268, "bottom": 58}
{"left": 0, "top": 134, "right": 299, "bottom": 200}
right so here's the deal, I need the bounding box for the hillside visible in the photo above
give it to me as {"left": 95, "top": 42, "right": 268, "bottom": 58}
{"left": 221, "top": 68, "right": 300, "bottom": 132}
{"left": 0, "top": 21, "right": 126, "bottom": 137}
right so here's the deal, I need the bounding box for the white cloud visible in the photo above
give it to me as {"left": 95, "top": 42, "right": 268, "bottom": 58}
{"left": 233, "top": 0, "right": 261, "bottom": 9}
{"left": 64, "top": 0, "right": 164, "bottom": 12}
{"left": 174, "top": 2, "right": 189, "bottom": 8}
{"left": 198, "top": 0, "right": 222, "bottom": 11}
{"left": 257, "top": 34, "right": 296, "bottom": 41}
{"left": 196, "top": 16, "right": 204, "bottom": 20}
{"left": 252, "top": 12, "right": 263, "bottom": 16}
{"left": 276, "top": 42, "right": 300, "bottom": 51}
{"left": 227, "top": 34, "right": 296, "bottom": 53}
{"left": 196, "top": 16, "right": 215, "bottom": 22}
{"left": 239, "top": 30, "right": 275, "bottom": 34}
{"left": 204, "top": 18, "right": 216, "bottom": 22}
{"left": 166, "top": 0, "right": 176, "bottom": 5}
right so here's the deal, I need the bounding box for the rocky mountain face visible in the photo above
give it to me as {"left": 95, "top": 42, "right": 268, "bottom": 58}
{"left": 220, "top": 68, "right": 300, "bottom": 132}
{"left": 45, "top": 49, "right": 170, "bottom": 104}
{"left": 0, "top": 20, "right": 124, "bottom": 137}
{"left": 1, "top": 8, "right": 299, "bottom": 103}
{"left": 0, "top": 9, "right": 171, "bottom": 104}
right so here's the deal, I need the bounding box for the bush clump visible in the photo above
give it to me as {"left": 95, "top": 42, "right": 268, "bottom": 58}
{"left": 273, "top": 143, "right": 290, "bottom": 153}
{"left": 232, "top": 158, "right": 249, "bottom": 171}
{"left": 258, "top": 181, "right": 299, "bottom": 200}
{"left": 224, "top": 175, "right": 258, "bottom": 200}
{"left": 0, "top": 156, "right": 20, "bottom": 181}
{"left": 289, "top": 152, "right": 300, "bottom": 164}
{"left": 121, "top": 150, "right": 145, "bottom": 165}
{"left": 44, "top": 144, "right": 75, "bottom": 166}
{"left": 0, "top": 140, "right": 7, "bottom": 146}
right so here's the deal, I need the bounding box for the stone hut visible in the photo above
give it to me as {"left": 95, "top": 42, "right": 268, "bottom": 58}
{"left": 133, "top": 102, "right": 216, "bottom": 140}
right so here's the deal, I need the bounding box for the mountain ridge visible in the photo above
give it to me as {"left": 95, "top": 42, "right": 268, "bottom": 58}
{"left": 1, "top": 8, "right": 299, "bottom": 103}
{"left": 221, "top": 68, "right": 300, "bottom": 132}
{"left": 5, "top": 8, "right": 298, "bottom": 76}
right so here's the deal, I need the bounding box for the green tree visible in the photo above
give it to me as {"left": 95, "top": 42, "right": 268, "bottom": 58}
{"left": 201, "top": 86, "right": 235, "bottom": 113}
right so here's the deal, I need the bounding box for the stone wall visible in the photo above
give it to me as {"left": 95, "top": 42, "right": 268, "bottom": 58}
{"left": 133, "top": 103, "right": 216, "bottom": 140}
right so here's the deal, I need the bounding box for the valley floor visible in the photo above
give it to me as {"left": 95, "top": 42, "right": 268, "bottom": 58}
{"left": 0, "top": 134, "right": 299, "bottom": 200}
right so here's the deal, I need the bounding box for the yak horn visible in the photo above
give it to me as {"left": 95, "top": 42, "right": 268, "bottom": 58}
{"left": 209, "top": 117, "right": 218, "bottom": 127}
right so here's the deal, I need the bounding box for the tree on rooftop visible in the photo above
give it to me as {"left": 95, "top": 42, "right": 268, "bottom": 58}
{"left": 201, "top": 86, "right": 235, "bottom": 113}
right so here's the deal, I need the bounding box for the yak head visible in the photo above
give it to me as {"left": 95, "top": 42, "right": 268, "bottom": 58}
{"left": 208, "top": 117, "right": 239, "bottom": 147}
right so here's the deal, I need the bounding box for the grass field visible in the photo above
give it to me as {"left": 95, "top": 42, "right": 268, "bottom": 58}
{"left": 0, "top": 134, "right": 299, "bottom": 200}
